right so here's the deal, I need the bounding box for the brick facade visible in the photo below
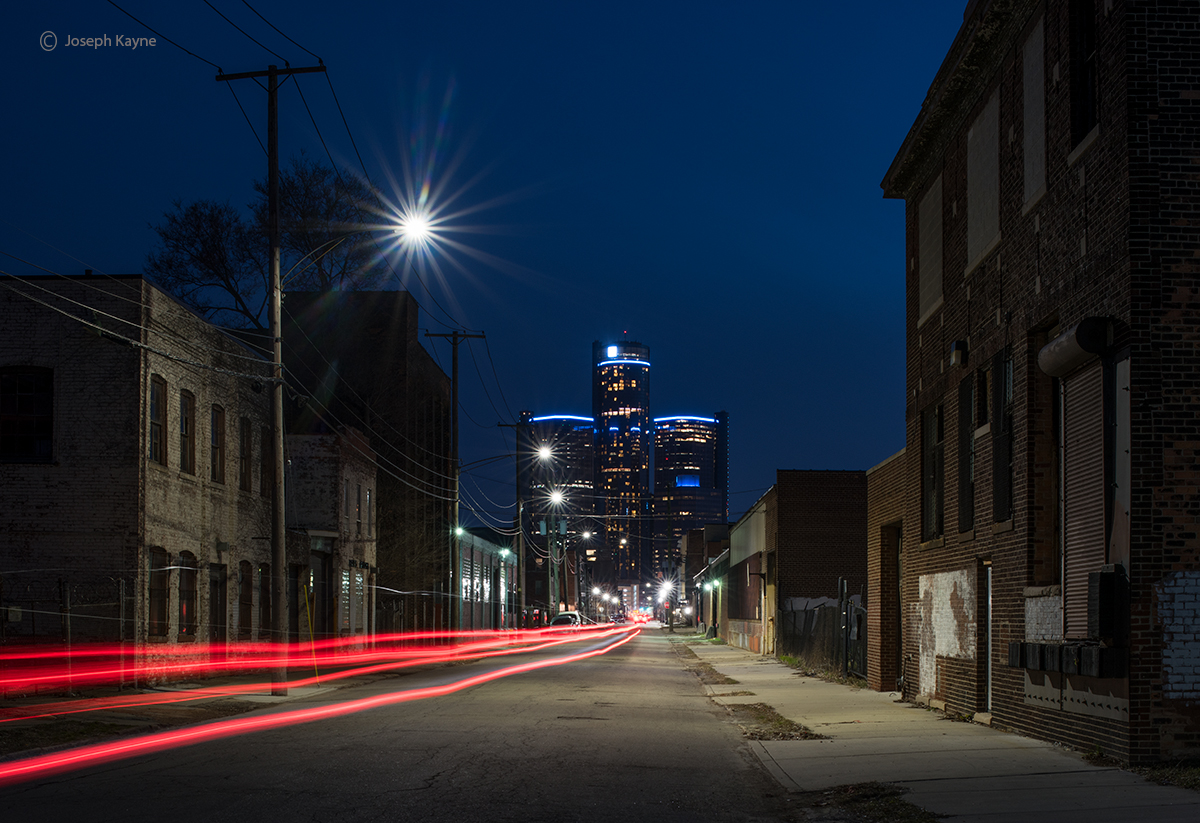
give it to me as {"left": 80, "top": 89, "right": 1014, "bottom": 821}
{"left": 882, "top": 0, "right": 1200, "bottom": 762}
{"left": 0, "top": 276, "right": 276, "bottom": 663}
{"left": 866, "top": 449, "right": 906, "bottom": 691}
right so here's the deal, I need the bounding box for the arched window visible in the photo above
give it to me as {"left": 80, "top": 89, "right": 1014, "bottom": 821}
{"left": 238, "top": 560, "right": 253, "bottom": 639}
{"left": 178, "top": 551, "right": 198, "bottom": 639}
{"left": 0, "top": 366, "right": 53, "bottom": 463}
{"left": 148, "top": 548, "right": 170, "bottom": 637}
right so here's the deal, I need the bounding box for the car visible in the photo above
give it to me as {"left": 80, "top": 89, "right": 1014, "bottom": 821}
{"left": 548, "top": 610, "right": 593, "bottom": 628}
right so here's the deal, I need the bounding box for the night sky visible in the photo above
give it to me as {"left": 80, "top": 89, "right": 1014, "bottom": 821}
{"left": 2, "top": 1, "right": 966, "bottom": 523}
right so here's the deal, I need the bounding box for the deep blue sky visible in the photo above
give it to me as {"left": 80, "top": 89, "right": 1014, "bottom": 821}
{"left": 2, "top": 1, "right": 966, "bottom": 522}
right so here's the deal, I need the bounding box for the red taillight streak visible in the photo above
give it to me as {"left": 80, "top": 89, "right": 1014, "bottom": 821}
{"left": 1, "top": 626, "right": 633, "bottom": 722}
{"left": 0, "top": 628, "right": 639, "bottom": 786}
{"left": 0, "top": 627, "right": 624, "bottom": 693}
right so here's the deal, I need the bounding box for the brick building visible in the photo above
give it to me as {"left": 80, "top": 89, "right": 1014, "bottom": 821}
{"left": 285, "top": 428, "right": 377, "bottom": 642}
{"left": 880, "top": 0, "right": 1200, "bottom": 761}
{"left": 865, "top": 449, "right": 906, "bottom": 692}
{"left": 720, "top": 470, "right": 866, "bottom": 654}
{"left": 281, "top": 291, "right": 452, "bottom": 633}
{"left": 0, "top": 276, "right": 277, "bottom": 657}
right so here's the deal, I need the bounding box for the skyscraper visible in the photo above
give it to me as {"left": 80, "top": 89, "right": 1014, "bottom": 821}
{"left": 592, "top": 340, "right": 652, "bottom": 584}
{"left": 652, "top": 413, "right": 729, "bottom": 572}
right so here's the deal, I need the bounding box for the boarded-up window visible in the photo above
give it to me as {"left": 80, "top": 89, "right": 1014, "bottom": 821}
{"left": 1070, "top": 0, "right": 1099, "bottom": 145}
{"left": 150, "top": 376, "right": 167, "bottom": 465}
{"left": 918, "top": 175, "right": 943, "bottom": 323}
{"left": 179, "top": 390, "right": 196, "bottom": 475}
{"left": 0, "top": 366, "right": 53, "bottom": 462}
{"left": 1023, "top": 17, "right": 1046, "bottom": 204}
{"left": 992, "top": 349, "right": 1014, "bottom": 522}
{"left": 149, "top": 548, "right": 169, "bottom": 637}
{"left": 178, "top": 551, "right": 198, "bottom": 639}
{"left": 238, "top": 560, "right": 253, "bottom": 639}
{"left": 922, "top": 403, "right": 945, "bottom": 541}
{"left": 967, "top": 92, "right": 1000, "bottom": 270}
{"left": 210, "top": 405, "right": 225, "bottom": 483}
{"left": 1063, "top": 360, "right": 1105, "bottom": 638}
{"left": 958, "top": 376, "right": 975, "bottom": 532}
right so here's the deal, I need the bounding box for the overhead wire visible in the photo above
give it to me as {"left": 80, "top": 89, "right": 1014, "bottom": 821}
{"left": 202, "top": 0, "right": 289, "bottom": 64}
{"left": 107, "top": 1, "right": 225, "bottom": 72}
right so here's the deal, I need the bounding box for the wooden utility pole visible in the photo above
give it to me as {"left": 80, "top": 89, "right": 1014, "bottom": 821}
{"left": 425, "top": 330, "right": 485, "bottom": 633}
{"left": 217, "top": 63, "right": 325, "bottom": 695}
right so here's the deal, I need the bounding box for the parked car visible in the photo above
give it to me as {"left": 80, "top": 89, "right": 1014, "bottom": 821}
{"left": 548, "top": 610, "right": 593, "bottom": 628}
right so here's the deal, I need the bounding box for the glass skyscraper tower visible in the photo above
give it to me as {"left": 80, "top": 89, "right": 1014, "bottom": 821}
{"left": 592, "top": 340, "right": 652, "bottom": 584}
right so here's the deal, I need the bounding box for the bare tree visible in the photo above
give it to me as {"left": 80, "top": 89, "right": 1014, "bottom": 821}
{"left": 146, "top": 155, "right": 388, "bottom": 329}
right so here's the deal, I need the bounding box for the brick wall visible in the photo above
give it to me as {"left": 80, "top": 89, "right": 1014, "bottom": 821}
{"left": 774, "top": 469, "right": 867, "bottom": 602}
{"left": 883, "top": 0, "right": 1200, "bottom": 762}
{"left": 866, "top": 449, "right": 906, "bottom": 690}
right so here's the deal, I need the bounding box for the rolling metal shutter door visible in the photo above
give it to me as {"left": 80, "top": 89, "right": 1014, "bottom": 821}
{"left": 1063, "top": 360, "right": 1105, "bottom": 639}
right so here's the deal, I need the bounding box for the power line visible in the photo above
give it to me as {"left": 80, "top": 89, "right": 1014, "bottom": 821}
{"left": 202, "top": 0, "right": 289, "bottom": 64}
{"left": 106, "top": 1, "right": 224, "bottom": 72}
{"left": 241, "top": 1, "right": 323, "bottom": 63}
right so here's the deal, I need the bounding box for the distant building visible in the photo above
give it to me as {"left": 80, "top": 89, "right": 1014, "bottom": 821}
{"left": 592, "top": 340, "right": 652, "bottom": 585}
{"left": 282, "top": 291, "right": 452, "bottom": 634}
{"left": 652, "top": 413, "right": 728, "bottom": 574}
{"left": 880, "top": 0, "right": 1200, "bottom": 763}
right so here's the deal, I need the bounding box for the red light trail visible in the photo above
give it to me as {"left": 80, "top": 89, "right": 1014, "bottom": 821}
{"left": 0, "top": 626, "right": 638, "bottom": 787}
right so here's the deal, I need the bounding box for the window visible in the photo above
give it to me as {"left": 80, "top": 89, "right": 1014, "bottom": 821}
{"left": 180, "top": 390, "right": 196, "bottom": 475}
{"left": 238, "top": 560, "right": 253, "bottom": 640}
{"left": 992, "top": 348, "right": 1014, "bottom": 522}
{"left": 239, "top": 417, "right": 253, "bottom": 491}
{"left": 149, "top": 548, "right": 169, "bottom": 637}
{"left": 917, "top": 175, "right": 943, "bottom": 324}
{"left": 1069, "top": 0, "right": 1099, "bottom": 146}
{"left": 366, "top": 489, "right": 373, "bottom": 537}
{"left": 0, "top": 366, "right": 53, "bottom": 462}
{"left": 344, "top": 480, "right": 351, "bottom": 529}
{"left": 150, "top": 375, "right": 167, "bottom": 465}
{"left": 178, "top": 551, "right": 198, "bottom": 639}
{"left": 1061, "top": 360, "right": 1105, "bottom": 638}
{"left": 210, "top": 405, "right": 226, "bottom": 483}
{"left": 922, "top": 403, "right": 944, "bottom": 541}
{"left": 260, "top": 426, "right": 271, "bottom": 497}
{"left": 259, "top": 563, "right": 271, "bottom": 641}
{"left": 958, "top": 376, "right": 975, "bottom": 532}
{"left": 967, "top": 91, "right": 1000, "bottom": 271}
{"left": 1023, "top": 17, "right": 1046, "bottom": 204}
{"left": 356, "top": 484, "right": 362, "bottom": 536}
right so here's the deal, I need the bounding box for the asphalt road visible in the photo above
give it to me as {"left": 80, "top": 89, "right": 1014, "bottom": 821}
{"left": 0, "top": 629, "right": 801, "bottom": 822}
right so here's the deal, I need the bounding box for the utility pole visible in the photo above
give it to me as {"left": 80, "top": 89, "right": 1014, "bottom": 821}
{"left": 425, "top": 330, "right": 485, "bottom": 633}
{"left": 218, "top": 63, "right": 326, "bottom": 695}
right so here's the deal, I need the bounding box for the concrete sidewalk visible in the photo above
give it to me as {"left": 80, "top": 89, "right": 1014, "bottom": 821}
{"left": 686, "top": 638, "right": 1200, "bottom": 822}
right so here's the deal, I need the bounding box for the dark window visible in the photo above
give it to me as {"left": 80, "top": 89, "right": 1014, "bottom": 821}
{"left": 178, "top": 551, "right": 198, "bottom": 639}
{"left": 239, "top": 417, "right": 253, "bottom": 491}
{"left": 1069, "top": 0, "right": 1099, "bottom": 145}
{"left": 259, "top": 563, "right": 271, "bottom": 641}
{"left": 992, "top": 348, "right": 1015, "bottom": 522}
{"left": 211, "top": 405, "right": 226, "bottom": 483}
{"left": 356, "top": 484, "right": 362, "bottom": 536}
{"left": 0, "top": 366, "right": 53, "bottom": 462}
{"left": 150, "top": 375, "right": 167, "bottom": 465}
{"left": 180, "top": 391, "right": 196, "bottom": 475}
{"left": 238, "top": 560, "right": 253, "bottom": 640}
{"left": 149, "top": 548, "right": 170, "bottom": 637}
{"left": 922, "top": 403, "right": 944, "bottom": 541}
{"left": 958, "top": 376, "right": 975, "bottom": 532}
{"left": 260, "top": 426, "right": 272, "bottom": 497}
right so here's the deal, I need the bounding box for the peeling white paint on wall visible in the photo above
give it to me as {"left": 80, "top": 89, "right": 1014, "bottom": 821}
{"left": 917, "top": 569, "right": 977, "bottom": 697}
{"left": 1156, "top": 570, "right": 1200, "bottom": 701}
